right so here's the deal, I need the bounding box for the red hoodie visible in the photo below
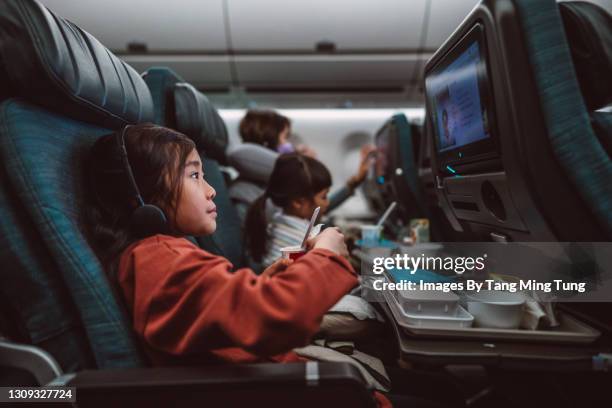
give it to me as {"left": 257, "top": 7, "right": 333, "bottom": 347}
{"left": 117, "top": 234, "right": 390, "bottom": 407}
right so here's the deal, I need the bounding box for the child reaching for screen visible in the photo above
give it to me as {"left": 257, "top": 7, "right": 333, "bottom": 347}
{"left": 245, "top": 153, "right": 337, "bottom": 268}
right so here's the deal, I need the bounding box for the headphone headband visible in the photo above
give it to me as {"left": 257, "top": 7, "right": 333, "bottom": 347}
{"left": 116, "top": 125, "right": 145, "bottom": 208}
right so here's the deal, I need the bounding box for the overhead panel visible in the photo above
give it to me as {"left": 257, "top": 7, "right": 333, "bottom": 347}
{"left": 40, "top": 0, "right": 233, "bottom": 87}
{"left": 41, "top": 0, "right": 227, "bottom": 52}
{"left": 232, "top": 54, "right": 422, "bottom": 88}
{"left": 424, "top": 0, "right": 480, "bottom": 51}
{"left": 227, "top": 0, "right": 427, "bottom": 89}
{"left": 227, "top": 0, "right": 425, "bottom": 52}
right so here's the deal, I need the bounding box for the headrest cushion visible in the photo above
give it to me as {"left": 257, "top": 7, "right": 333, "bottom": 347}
{"left": 560, "top": 2, "right": 612, "bottom": 110}
{"left": 0, "top": 0, "right": 154, "bottom": 127}
{"left": 142, "top": 67, "right": 185, "bottom": 126}
{"left": 173, "top": 83, "right": 228, "bottom": 163}
{"left": 227, "top": 143, "right": 279, "bottom": 184}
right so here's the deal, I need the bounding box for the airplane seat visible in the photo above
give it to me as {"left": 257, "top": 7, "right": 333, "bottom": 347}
{"left": 0, "top": 0, "right": 147, "bottom": 371}
{"left": 226, "top": 142, "right": 279, "bottom": 223}
{"left": 424, "top": 0, "right": 612, "bottom": 242}
{"left": 363, "top": 119, "right": 398, "bottom": 218}
{"left": 384, "top": 114, "right": 429, "bottom": 230}
{"left": 141, "top": 67, "right": 183, "bottom": 126}
{"left": 367, "top": 114, "right": 452, "bottom": 240}
{"left": 142, "top": 67, "right": 243, "bottom": 267}
{"left": 511, "top": 0, "right": 612, "bottom": 239}
{"left": 0, "top": 3, "right": 373, "bottom": 403}
{"left": 559, "top": 1, "right": 612, "bottom": 158}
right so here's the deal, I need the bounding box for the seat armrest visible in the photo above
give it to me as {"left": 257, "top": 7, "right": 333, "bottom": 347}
{"left": 1, "top": 338, "right": 376, "bottom": 407}
{"left": 63, "top": 362, "right": 376, "bottom": 408}
{"left": 0, "top": 338, "right": 62, "bottom": 385}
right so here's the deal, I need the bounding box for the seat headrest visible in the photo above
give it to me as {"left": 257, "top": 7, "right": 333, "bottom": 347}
{"left": 227, "top": 143, "right": 279, "bottom": 184}
{"left": 173, "top": 83, "right": 228, "bottom": 163}
{"left": 559, "top": 1, "right": 612, "bottom": 110}
{"left": 142, "top": 67, "right": 185, "bottom": 126}
{"left": 0, "top": 0, "right": 154, "bottom": 127}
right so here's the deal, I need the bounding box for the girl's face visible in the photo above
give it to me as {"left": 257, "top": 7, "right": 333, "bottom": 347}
{"left": 278, "top": 125, "right": 290, "bottom": 145}
{"left": 313, "top": 188, "right": 330, "bottom": 215}
{"left": 288, "top": 188, "right": 330, "bottom": 220}
{"left": 172, "top": 149, "right": 217, "bottom": 236}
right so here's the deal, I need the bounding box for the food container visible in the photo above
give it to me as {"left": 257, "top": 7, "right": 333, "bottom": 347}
{"left": 396, "top": 288, "right": 460, "bottom": 316}
{"left": 383, "top": 288, "right": 474, "bottom": 329}
{"left": 465, "top": 290, "right": 525, "bottom": 329}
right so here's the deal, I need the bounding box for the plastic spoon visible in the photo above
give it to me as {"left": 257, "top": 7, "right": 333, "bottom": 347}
{"left": 376, "top": 201, "right": 397, "bottom": 228}
{"left": 300, "top": 206, "right": 321, "bottom": 249}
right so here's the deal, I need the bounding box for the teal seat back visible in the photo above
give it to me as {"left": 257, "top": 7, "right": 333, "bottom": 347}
{"left": 142, "top": 67, "right": 183, "bottom": 126}
{"left": 514, "top": 0, "right": 612, "bottom": 236}
{"left": 425, "top": 0, "right": 612, "bottom": 241}
{"left": 0, "top": 0, "right": 152, "bottom": 369}
{"left": 0, "top": 101, "right": 144, "bottom": 369}
{"left": 389, "top": 114, "right": 428, "bottom": 218}
{"left": 0, "top": 149, "right": 95, "bottom": 372}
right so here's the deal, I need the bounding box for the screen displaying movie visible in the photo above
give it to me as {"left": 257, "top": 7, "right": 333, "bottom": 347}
{"left": 427, "top": 40, "right": 492, "bottom": 153}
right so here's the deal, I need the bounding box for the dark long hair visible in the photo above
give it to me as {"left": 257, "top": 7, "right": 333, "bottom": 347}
{"left": 245, "top": 153, "right": 331, "bottom": 262}
{"left": 85, "top": 123, "right": 195, "bottom": 277}
{"left": 239, "top": 110, "right": 290, "bottom": 150}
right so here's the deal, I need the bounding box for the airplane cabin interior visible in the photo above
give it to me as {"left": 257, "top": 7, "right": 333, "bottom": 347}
{"left": 0, "top": 0, "right": 611, "bottom": 407}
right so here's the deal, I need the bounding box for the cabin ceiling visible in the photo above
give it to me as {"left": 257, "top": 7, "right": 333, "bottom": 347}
{"left": 39, "top": 0, "right": 611, "bottom": 108}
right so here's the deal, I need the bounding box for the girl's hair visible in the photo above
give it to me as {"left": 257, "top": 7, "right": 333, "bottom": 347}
{"left": 239, "top": 110, "right": 290, "bottom": 150}
{"left": 85, "top": 123, "right": 195, "bottom": 276}
{"left": 245, "top": 153, "right": 331, "bottom": 262}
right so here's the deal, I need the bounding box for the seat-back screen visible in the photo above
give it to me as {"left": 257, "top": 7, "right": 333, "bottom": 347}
{"left": 425, "top": 24, "right": 497, "bottom": 168}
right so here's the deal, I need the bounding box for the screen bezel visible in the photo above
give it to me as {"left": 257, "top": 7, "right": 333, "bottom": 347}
{"left": 425, "top": 23, "right": 499, "bottom": 170}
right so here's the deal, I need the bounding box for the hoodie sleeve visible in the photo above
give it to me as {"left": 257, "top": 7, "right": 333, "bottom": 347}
{"left": 118, "top": 236, "right": 357, "bottom": 357}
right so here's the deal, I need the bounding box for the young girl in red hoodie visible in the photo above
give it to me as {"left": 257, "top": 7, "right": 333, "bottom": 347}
{"left": 85, "top": 123, "right": 391, "bottom": 407}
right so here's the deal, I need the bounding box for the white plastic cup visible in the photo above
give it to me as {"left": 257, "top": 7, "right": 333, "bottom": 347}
{"left": 466, "top": 290, "right": 525, "bottom": 329}
{"left": 280, "top": 245, "right": 306, "bottom": 261}
{"left": 360, "top": 225, "right": 382, "bottom": 247}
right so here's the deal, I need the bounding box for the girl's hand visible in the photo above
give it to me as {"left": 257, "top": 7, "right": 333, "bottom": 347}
{"left": 307, "top": 227, "right": 349, "bottom": 258}
{"left": 261, "top": 258, "right": 293, "bottom": 278}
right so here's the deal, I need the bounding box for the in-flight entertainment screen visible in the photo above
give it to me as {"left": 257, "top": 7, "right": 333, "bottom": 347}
{"left": 425, "top": 24, "right": 497, "bottom": 165}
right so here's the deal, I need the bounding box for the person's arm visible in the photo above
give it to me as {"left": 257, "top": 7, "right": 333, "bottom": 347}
{"left": 327, "top": 184, "right": 354, "bottom": 213}
{"left": 125, "top": 237, "right": 357, "bottom": 358}
{"left": 327, "top": 145, "right": 376, "bottom": 213}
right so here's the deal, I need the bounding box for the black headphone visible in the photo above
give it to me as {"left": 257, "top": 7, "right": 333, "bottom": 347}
{"left": 116, "top": 125, "right": 169, "bottom": 238}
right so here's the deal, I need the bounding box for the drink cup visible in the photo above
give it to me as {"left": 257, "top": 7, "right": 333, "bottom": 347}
{"left": 360, "top": 225, "right": 382, "bottom": 247}
{"left": 281, "top": 245, "right": 306, "bottom": 261}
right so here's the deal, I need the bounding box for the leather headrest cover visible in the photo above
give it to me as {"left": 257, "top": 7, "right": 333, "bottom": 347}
{"left": 227, "top": 143, "right": 279, "bottom": 184}
{"left": 0, "top": 0, "right": 154, "bottom": 127}
{"left": 142, "top": 67, "right": 185, "bottom": 126}
{"left": 559, "top": 2, "right": 612, "bottom": 110}
{"left": 173, "top": 83, "right": 228, "bottom": 163}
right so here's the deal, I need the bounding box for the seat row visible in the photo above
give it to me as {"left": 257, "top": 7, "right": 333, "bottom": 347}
{"left": 0, "top": 1, "right": 373, "bottom": 405}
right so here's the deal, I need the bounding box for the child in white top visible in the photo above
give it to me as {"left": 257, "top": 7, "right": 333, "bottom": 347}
{"left": 245, "top": 153, "right": 331, "bottom": 268}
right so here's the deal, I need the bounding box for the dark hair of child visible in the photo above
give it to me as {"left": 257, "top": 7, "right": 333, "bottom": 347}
{"left": 245, "top": 153, "right": 331, "bottom": 262}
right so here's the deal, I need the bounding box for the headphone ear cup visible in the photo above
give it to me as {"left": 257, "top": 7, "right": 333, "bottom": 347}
{"left": 129, "top": 204, "right": 168, "bottom": 238}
